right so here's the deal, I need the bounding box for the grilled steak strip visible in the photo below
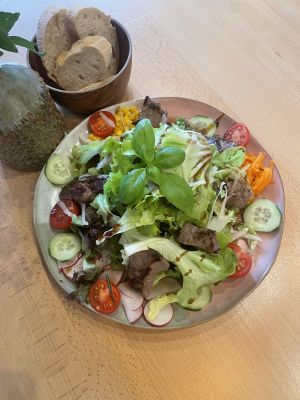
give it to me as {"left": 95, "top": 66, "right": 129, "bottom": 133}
{"left": 177, "top": 223, "right": 220, "bottom": 253}
{"left": 128, "top": 249, "right": 170, "bottom": 298}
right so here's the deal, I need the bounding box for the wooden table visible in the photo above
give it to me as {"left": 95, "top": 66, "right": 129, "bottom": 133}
{"left": 1, "top": 1, "right": 299, "bottom": 399}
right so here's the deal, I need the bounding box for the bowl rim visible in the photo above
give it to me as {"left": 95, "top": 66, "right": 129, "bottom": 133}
{"left": 26, "top": 18, "right": 132, "bottom": 94}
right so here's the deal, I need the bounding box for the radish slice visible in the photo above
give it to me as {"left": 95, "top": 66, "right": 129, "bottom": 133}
{"left": 145, "top": 278, "right": 181, "bottom": 300}
{"left": 61, "top": 256, "right": 84, "bottom": 280}
{"left": 118, "top": 282, "right": 143, "bottom": 301}
{"left": 144, "top": 302, "right": 174, "bottom": 327}
{"left": 123, "top": 304, "right": 143, "bottom": 324}
{"left": 100, "top": 270, "right": 123, "bottom": 285}
{"left": 120, "top": 290, "right": 144, "bottom": 311}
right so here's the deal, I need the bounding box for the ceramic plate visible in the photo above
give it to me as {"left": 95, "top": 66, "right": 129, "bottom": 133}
{"left": 33, "top": 97, "right": 284, "bottom": 329}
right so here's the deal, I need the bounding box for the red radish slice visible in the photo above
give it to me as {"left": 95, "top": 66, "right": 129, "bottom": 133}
{"left": 58, "top": 252, "right": 82, "bottom": 272}
{"left": 123, "top": 304, "right": 143, "bottom": 324}
{"left": 145, "top": 278, "right": 181, "bottom": 300}
{"left": 118, "top": 282, "right": 143, "bottom": 301}
{"left": 100, "top": 270, "right": 123, "bottom": 285}
{"left": 61, "top": 256, "right": 84, "bottom": 280}
{"left": 144, "top": 302, "right": 174, "bottom": 327}
{"left": 120, "top": 289, "right": 144, "bottom": 311}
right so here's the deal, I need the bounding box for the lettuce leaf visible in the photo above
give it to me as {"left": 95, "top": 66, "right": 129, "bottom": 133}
{"left": 123, "top": 237, "right": 236, "bottom": 310}
{"left": 167, "top": 133, "right": 211, "bottom": 184}
{"left": 71, "top": 141, "right": 104, "bottom": 165}
{"left": 97, "top": 196, "right": 178, "bottom": 244}
{"left": 147, "top": 293, "right": 178, "bottom": 320}
{"left": 176, "top": 184, "right": 216, "bottom": 227}
{"left": 212, "top": 146, "right": 245, "bottom": 168}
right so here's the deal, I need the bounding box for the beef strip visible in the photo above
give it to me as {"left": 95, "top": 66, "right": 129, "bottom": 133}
{"left": 128, "top": 249, "right": 170, "bottom": 298}
{"left": 137, "top": 96, "right": 168, "bottom": 127}
{"left": 177, "top": 223, "right": 220, "bottom": 253}
{"left": 59, "top": 175, "right": 107, "bottom": 204}
{"left": 207, "top": 135, "right": 235, "bottom": 152}
{"left": 226, "top": 179, "right": 253, "bottom": 209}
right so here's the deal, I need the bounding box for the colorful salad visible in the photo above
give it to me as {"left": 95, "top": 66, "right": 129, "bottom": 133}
{"left": 45, "top": 97, "right": 281, "bottom": 327}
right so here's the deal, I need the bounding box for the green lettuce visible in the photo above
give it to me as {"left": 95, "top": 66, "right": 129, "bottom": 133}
{"left": 212, "top": 146, "right": 245, "bottom": 168}
{"left": 167, "top": 132, "right": 211, "bottom": 185}
{"left": 90, "top": 193, "right": 119, "bottom": 224}
{"left": 71, "top": 141, "right": 103, "bottom": 165}
{"left": 123, "top": 237, "right": 237, "bottom": 311}
{"left": 147, "top": 293, "right": 178, "bottom": 320}
{"left": 97, "top": 196, "right": 178, "bottom": 244}
{"left": 176, "top": 184, "right": 216, "bottom": 227}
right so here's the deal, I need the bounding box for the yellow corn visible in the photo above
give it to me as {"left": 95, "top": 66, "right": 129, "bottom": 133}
{"left": 113, "top": 105, "right": 140, "bottom": 135}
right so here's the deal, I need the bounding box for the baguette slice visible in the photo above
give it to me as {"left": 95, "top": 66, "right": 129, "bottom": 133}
{"left": 36, "top": 8, "right": 73, "bottom": 81}
{"left": 54, "top": 36, "right": 114, "bottom": 91}
{"left": 66, "top": 7, "right": 117, "bottom": 50}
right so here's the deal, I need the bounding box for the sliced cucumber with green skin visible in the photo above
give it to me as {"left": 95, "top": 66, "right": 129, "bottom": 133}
{"left": 49, "top": 233, "right": 81, "bottom": 261}
{"left": 179, "top": 285, "right": 212, "bottom": 311}
{"left": 243, "top": 198, "right": 282, "bottom": 232}
{"left": 188, "top": 115, "right": 217, "bottom": 137}
{"left": 45, "top": 154, "right": 73, "bottom": 185}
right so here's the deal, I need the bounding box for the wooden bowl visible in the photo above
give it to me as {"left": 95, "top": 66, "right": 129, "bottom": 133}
{"left": 27, "top": 19, "right": 132, "bottom": 115}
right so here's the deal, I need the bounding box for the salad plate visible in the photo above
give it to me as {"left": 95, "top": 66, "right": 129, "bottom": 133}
{"left": 33, "top": 97, "right": 284, "bottom": 329}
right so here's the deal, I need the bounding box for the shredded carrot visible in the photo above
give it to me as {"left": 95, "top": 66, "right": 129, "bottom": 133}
{"left": 242, "top": 152, "right": 274, "bottom": 195}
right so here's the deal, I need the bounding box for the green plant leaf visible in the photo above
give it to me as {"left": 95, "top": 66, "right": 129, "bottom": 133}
{"left": 118, "top": 168, "right": 147, "bottom": 205}
{"left": 158, "top": 172, "right": 194, "bottom": 213}
{"left": 132, "top": 119, "right": 155, "bottom": 164}
{"left": 154, "top": 146, "right": 186, "bottom": 169}
{"left": 0, "top": 30, "right": 17, "bottom": 52}
{"left": 146, "top": 165, "right": 161, "bottom": 185}
{"left": 9, "top": 35, "right": 44, "bottom": 56}
{"left": 0, "top": 12, "right": 20, "bottom": 33}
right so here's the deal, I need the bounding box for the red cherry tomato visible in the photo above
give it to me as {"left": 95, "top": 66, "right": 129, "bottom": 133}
{"left": 50, "top": 200, "right": 80, "bottom": 229}
{"left": 89, "top": 279, "right": 121, "bottom": 314}
{"left": 224, "top": 123, "right": 250, "bottom": 147}
{"left": 88, "top": 111, "right": 116, "bottom": 138}
{"left": 228, "top": 243, "right": 252, "bottom": 278}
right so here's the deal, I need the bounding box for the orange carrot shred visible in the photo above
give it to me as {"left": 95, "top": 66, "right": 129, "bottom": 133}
{"left": 242, "top": 152, "right": 274, "bottom": 195}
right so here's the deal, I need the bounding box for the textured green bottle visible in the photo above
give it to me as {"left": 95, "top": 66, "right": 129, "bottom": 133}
{"left": 0, "top": 63, "right": 65, "bottom": 171}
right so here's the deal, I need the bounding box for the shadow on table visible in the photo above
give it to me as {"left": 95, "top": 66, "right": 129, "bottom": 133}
{"left": 0, "top": 370, "right": 37, "bottom": 400}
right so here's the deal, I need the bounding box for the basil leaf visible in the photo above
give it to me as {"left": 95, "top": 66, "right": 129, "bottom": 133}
{"left": 9, "top": 36, "right": 44, "bottom": 56}
{"left": 154, "top": 146, "right": 185, "bottom": 169}
{"left": 146, "top": 165, "right": 161, "bottom": 185}
{"left": 0, "top": 30, "right": 17, "bottom": 52}
{"left": 158, "top": 172, "right": 194, "bottom": 213}
{"left": 0, "top": 12, "right": 19, "bottom": 33}
{"left": 132, "top": 119, "right": 155, "bottom": 164}
{"left": 118, "top": 168, "right": 147, "bottom": 205}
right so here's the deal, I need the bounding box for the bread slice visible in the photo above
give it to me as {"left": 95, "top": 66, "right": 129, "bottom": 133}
{"left": 66, "top": 7, "right": 117, "bottom": 50}
{"left": 36, "top": 8, "right": 73, "bottom": 81}
{"left": 54, "top": 36, "right": 114, "bottom": 91}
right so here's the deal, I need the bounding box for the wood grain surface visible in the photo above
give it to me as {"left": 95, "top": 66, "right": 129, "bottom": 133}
{"left": 0, "top": 1, "right": 299, "bottom": 399}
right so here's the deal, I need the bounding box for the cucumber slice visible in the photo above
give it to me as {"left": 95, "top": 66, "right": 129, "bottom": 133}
{"left": 188, "top": 115, "right": 217, "bottom": 137}
{"left": 243, "top": 198, "right": 281, "bottom": 232}
{"left": 179, "top": 285, "right": 212, "bottom": 311}
{"left": 45, "top": 154, "right": 73, "bottom": 185}
{"left": 49, "top": 233, "right": 81, "bottom": 261}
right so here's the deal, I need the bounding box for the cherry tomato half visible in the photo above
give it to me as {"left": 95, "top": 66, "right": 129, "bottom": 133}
{"left": 224, "top": 123, "right": 250, "bottom": 147}
{"left": 88, "top": 111, "right": 116, "bottom": 138}
{"left": 50, "top": 200, "right": 80, "bottom": 230}
{"left": 89, "top": 279, "right": 121, "bottom": 314}
{"left": 228, "top": 243, "right": 252, "bottom": 278}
